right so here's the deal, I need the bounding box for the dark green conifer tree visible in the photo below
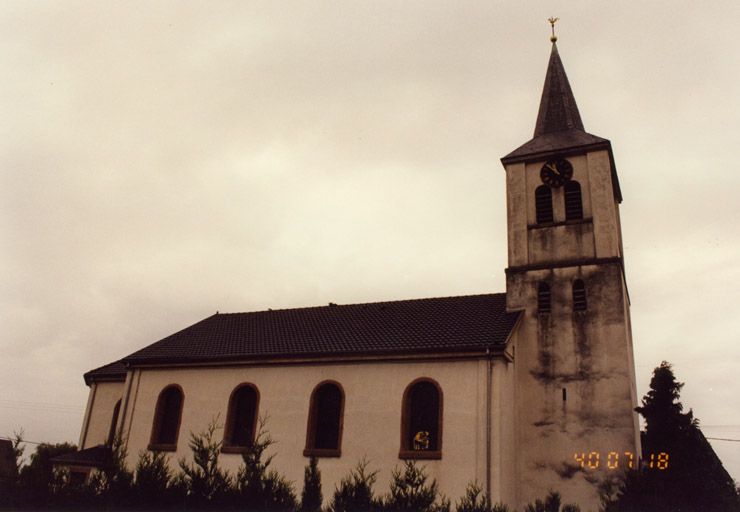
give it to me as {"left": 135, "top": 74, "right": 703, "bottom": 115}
{"left": 606, "top": 361, "right": 740, "bottom": 512}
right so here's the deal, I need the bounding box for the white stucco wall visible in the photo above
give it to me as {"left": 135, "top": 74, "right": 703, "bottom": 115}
{"left": 106, "top": 357, "right": 515, "bottom": 505}
{"left": 80, "top": 380, "right": 125, "bottom": 449}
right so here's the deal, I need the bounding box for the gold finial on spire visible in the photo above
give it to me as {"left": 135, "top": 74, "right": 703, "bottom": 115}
{"left": 548, "top": 17, "right": 559, "bottom": 42}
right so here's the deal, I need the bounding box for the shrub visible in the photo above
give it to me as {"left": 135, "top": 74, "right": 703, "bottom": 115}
{"left": 236, "top": 415, "right": 297, "bottom": 511}
{"left": 133, "top": 450, "right": 178, "bottom": 509}
{"left": 329, "top": 458, "right": 381, "bottom": 512}
{"left": 301, "top": 456, "right": 322, "bottom": 512}
{"left": 88, "top": 435, "right": 133, "bottom": 508}
{"left": 455, "top": 481, "right": 509, "bottom": 512}
{"left": 178, "top": 417, "right": 233, "bottom": 508}
{"left": 523, "top": 491, "right": 579, "bottom": 512}
{"left": 384, "top": 461, "right": 449, "bottom": 512}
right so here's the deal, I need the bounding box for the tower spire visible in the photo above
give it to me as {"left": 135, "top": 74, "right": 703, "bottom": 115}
{"left": 502, "top": 36, "right": 611, "bottom": 165}
{"left": 533, "top": 41, "right": 584, "bottom": 137}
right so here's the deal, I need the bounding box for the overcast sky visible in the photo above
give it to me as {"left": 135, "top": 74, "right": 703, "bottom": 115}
{"left": 2, "top": 1, "right": 739, "bottom": 482}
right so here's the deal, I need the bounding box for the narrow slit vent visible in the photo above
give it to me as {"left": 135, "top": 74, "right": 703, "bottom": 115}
{"left": 572, "top": 280, "right": 587, "bottom": 311}
{"left": 538, "top": 283, "right": 551, "bottom": 313}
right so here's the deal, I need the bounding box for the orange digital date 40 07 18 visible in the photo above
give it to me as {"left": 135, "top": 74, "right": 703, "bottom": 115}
{"left": 574, "top": 452, "right": 669, "bottom": 470}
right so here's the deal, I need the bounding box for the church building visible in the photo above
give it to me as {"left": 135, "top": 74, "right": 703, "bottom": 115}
{"left": 66, "top": 39, "right": 640, "bottom": 510}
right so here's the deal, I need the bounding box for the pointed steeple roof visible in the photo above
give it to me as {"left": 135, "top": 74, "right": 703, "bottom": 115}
{"left": 534, "top": 42, "right": 584, "bottom": 136}
{"left": 502, "top": 42, "right": 609, "bottom": 163}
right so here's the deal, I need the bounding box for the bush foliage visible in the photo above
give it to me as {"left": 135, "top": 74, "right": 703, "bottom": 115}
{"left": 329, "top": 458, "right": 382, "bottom": 512}
{"left": 301, "top": 456, "right": 322, "bottom": 512}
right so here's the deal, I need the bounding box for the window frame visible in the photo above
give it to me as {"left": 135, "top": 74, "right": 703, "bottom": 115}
{"left": 107, "top": 399, "right": 122, "bottom": 446}
{"left": 303, "top": 380, "right": 345, "bottom": 458}
{"left": 399, "top": 377, "right": 443, "bottom": 460}
{"left": 222, "top": 383, "right": 260, "bottom": 454}
{"left": 148, "top": 384, "right": 184, "bottom": 452}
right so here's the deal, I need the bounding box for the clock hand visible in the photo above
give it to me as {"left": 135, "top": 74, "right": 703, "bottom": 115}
{"left": 546, "top": 163, "right": 560, "bottom": 175}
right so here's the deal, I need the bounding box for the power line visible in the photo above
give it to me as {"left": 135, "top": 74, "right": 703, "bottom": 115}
{"left": 706, "top": 437, "right": 740, "bottom": 443}
{"left": 0, "top": 399, "right": 84, "bottom": 414}
{"left": 0, "top": 437, "right": 46, "bottom": 446}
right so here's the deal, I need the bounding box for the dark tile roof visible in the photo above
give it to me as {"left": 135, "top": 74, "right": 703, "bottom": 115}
{"left": 83, "top": 361, "right": 127, "bottom": 385}
{"left": 91, "top": 294, "right": 519, "bottom": 370}
{"left": 51, "top": 445, "right": 109, "bottom": 467}
{"left": 503, "top": 130, "right": 609, "bottom": 162}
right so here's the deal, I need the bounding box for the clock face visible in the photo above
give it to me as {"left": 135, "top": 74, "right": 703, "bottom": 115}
{"left": 540, "top": 158, "right": 574, "bottom": 188}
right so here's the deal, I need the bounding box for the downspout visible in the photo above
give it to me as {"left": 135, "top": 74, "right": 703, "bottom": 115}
{"left": 486, "top": 348, "right": 492, "bottom": 501}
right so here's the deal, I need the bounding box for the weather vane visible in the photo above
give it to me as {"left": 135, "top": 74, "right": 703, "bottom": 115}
{"left": 548, "top": 17, "right": 559, "bottom": 42}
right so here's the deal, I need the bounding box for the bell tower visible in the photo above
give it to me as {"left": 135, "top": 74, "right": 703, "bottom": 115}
{"left": 500, "top": 39, "right": 640, "bottom": 509}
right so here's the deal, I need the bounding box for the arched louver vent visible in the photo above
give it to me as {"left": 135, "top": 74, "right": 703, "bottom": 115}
{"left": 538, "top": 282, "right": 551, "bottom": 313}
{"left": 573, "top": 279, "right": 587, "bottom": 311}
{"left": 564, "top": 181, "right": 583, "bottom": 220}
{"left": 535, "top": 185, "right": 554, "bottom": 224}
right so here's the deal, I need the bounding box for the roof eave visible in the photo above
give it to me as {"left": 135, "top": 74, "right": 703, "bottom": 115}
{"left": 121, "top": 343, "right": 514, "bottom": 369}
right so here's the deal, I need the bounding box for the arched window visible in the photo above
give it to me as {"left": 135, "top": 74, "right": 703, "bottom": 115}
{"left": 148, "top": 385, "right": 184, "bottom": 451}
{"left": 538, "top": 282, "right": 552, "bottom": 313}
{"left": 304, "top": 381, "right": 344, "bottom": 457}
{"left": 572, "top": 279, "right": 587, "bottom": 311}
{"left": 400, "top": 378, "right": 443, "bottom": 459}
{"left": 564, "top": 181, "right": 583, "bottom": 220}
{"left": 223, "top": 384, "right": 259, "bottom": 453}
{"left": 107, "top": 399, "right": 122, "bottom": 446}
{"left": 535, "top": 185, "right": 554, "bottom": 224}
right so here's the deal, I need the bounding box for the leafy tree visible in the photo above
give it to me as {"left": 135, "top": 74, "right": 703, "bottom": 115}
{"left": 178, "top": 417, "right": 233, "bottom": 508}
{"left": 328, "top": 458, "right": 381, "bottom": 512}
{"left": 301, "top": 456, "right": 322, "bottom": 512}
{"left": 236, "top": 415, "right": 297, "bottom": 511}
{"left": 605, "top": 361, "right": 740, "bottom": 512}
{"left": 384, "top": 461, "right": 450, "bottom": 512}
{"left": 16, "top": 441, "right": 77, "bottom": 508}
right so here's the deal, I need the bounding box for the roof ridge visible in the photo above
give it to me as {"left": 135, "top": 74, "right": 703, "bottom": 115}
{"left": 218, "top": 292, "right": 505, "bottom": 315}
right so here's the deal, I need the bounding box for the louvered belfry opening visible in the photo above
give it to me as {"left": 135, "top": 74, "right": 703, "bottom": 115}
{"left": 535, "top": 185, "right": 554, "bottom": 224}
{"left": 564, "top": 181, "right": 583, "bottom": 220}
{"left": 537, "top": 282, "right": 552, "bottom": 313}
{"left": 572, "top": 279, "right": 587, "bottom": 311}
